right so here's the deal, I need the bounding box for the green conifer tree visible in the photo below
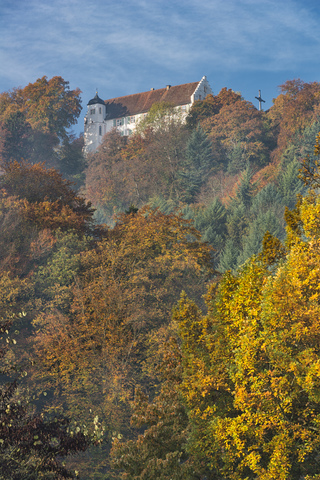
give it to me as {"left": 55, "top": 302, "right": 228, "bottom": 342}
{"left": 179, "top": 126, "right": 213, "bottom": 203}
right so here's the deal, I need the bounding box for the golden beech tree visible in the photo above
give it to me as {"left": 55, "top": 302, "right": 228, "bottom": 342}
{"left": 174, "top": 140, "right": 320, "bottom": 479}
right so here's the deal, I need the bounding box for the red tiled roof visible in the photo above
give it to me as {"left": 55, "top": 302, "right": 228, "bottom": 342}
{"left": 104, "top": 82, "right": 199, "bottom": 119}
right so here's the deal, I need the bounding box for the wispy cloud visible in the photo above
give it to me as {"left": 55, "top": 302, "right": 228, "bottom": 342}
{"left": 2, "top": 0, "right": 320, "bottom": 81}
{"left": 1, "top": 0, "right": 320, "bottom": 125}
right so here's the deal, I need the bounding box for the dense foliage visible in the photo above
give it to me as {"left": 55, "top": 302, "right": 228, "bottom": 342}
{"left": 172, "top": 176, "right": 320, "bottom": 479}
{"left": 1, "top": 76, "right": 320, "bottom": 478}
{"left": 0, "top": 76, "right": 86, "bottom": 184}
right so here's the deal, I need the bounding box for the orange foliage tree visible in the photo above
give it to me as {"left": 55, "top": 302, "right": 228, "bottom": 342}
{"left": 202, "top": 98, "right": 271, "bottom": 173}
{"left": 186, "top": 88, "right": 241, "bottom": 129}
{"left": 0, "top": 161, "right": 94, "bottom": 276}
{"left": 0, "top": 76, "right": 81, "bottom": 139}
{"left": 0, "top": 76, "right": 82, "bottom": 167}
{"left": 31, "top": 207, "right": 213, "bottom": 437}
{"left": 85, "top": 130, "right": 133, "bottom": 222}
{"left": 267, "top": 79, "right": 320, "bottom": 163}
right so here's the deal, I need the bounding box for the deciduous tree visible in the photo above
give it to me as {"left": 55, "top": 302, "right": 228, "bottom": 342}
{"left": 202, "top": 98, "right": 270, "bottom": 173}
{"left": 31, "top": 207, "right": 213, "bottom": 438}
{"left": 186, "top": 88, "right": 241, "bottom": 129}
{"left": 0, "top": 76, "right": 81, "bottom": 139}
{"left": 0, "top": 161, "right": 94, "bottom": 277}
{"left": 267, "top": 79, "right": 320, "bottom": 163}
{"left": 174, "top": 145, "right": 320, "bottom": 478}
{"left": 0, "top": 76, "right": 82, "bottom": 169}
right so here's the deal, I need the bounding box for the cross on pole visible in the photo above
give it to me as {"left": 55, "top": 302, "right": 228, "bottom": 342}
{"left": 255, "top": 90, "right": 265, "bottom": 111}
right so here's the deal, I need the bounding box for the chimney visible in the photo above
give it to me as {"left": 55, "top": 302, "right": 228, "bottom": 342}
{"left": 166, "top": 85, "right": 171, "bottom": 90}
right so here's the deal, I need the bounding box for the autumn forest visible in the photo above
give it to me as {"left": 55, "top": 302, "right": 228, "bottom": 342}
{"left": 1, "top": 76, "right": 320, "bottom": 479}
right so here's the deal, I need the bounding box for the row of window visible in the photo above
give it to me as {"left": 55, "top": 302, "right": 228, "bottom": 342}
{"left": 98, "top": 125, "right": 133, "bottom": 137}
{"left": 89, "top": 108, "right": 136, "bottom": 125}
{"left": 113, "top": 116, "right": 136, "bottom": 127}
{"left": 92, "top": 104, "right": 189, "bottom": 135}
{"left": 87, "top": 118, "right": 135, "bottom": 135}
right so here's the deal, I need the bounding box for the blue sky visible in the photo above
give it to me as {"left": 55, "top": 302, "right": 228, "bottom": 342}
{"left": 1, "top": 0, "right": 320, "bottom": 135}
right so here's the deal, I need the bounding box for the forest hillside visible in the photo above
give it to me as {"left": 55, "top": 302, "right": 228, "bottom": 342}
{"left": 1, "top": 76, "right": 320, "bottom": 479}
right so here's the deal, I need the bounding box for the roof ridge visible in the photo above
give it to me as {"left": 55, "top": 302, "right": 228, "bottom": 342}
{"left": 104, "top": 81, "right": 199, "bottom": 103}
{"left": 102, "top": 80, "right": 201, "bottom": 119}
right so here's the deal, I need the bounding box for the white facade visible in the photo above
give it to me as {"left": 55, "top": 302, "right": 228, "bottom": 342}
{"left": 83, "top": 95, "right": 107, "bottom": 154}
{"left": 84, "top": 76, "right": 212, "bottom": 155}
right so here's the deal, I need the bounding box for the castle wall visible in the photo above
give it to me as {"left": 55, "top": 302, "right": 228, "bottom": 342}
{"left": 84, "top": 77, "right": 212, "bottom": 155}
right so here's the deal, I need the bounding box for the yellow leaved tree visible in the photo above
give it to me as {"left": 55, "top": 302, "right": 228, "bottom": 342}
{"left": 174, "top": 134, "right": 320, "bottom": 479}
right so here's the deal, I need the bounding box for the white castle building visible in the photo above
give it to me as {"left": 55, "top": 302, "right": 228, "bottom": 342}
{"left": 83, "top": 76, "right": 212, "bottom": 154}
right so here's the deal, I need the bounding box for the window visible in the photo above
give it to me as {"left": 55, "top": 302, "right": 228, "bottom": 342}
{"left": 130, "top": 116, "right": 135, "bottom": 123}
{"left": 90, "top": 108, "right": 95, "bottom": 115}
{"left": 99, "top": 126, "right": 102, "bottom": 136}
{"left": 99, "top": 107, "right": 102, "bottom": 114}
{"left": 116, "top": 119, "right": 122, "bottom": 126}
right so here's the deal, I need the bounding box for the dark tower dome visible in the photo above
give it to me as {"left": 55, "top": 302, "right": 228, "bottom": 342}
{"left": 87, "top": 92, "right": 105, "bottom": 106}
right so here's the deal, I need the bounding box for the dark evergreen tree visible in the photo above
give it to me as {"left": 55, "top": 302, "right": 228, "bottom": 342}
{"left": 178, "top": 126, "right": 213, "bottom": 203}
{"left": 193, "top": 198, "right": 227, "bottom": 258}
{"left": 218, "top": 237, "right": 239, "bottom": 272}
{"left": 237, "top": 210, "right": 283, "bottom": 266}
{"left": 234, "top": 166, "right": 255, "bottom": 209}
{"left": 218, "top": 167, "right": 255, "bottom": 271}
{"left": 227, "top": 141, "right": 248, "bottom": 174}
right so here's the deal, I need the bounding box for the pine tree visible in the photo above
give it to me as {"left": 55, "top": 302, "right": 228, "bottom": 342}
{"left": 178, "top": 126, "right": 213, "bottom": 203}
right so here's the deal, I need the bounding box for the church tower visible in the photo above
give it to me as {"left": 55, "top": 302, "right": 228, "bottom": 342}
{"left": 83, "top": 92, "right": 106, "bottom": 154}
